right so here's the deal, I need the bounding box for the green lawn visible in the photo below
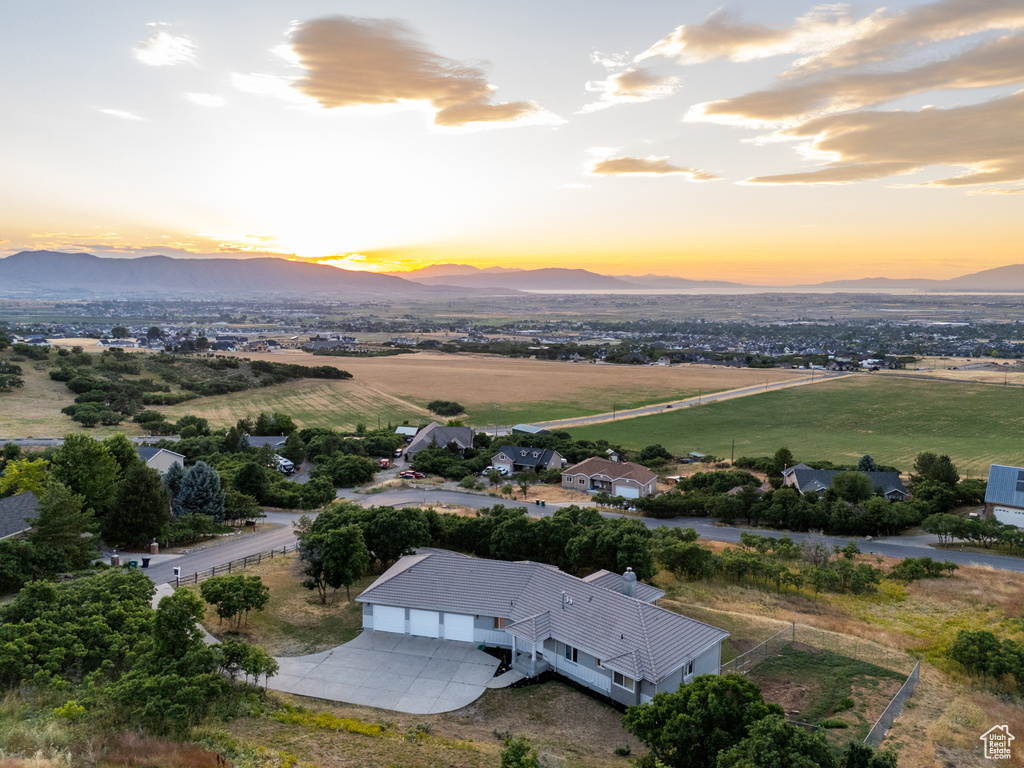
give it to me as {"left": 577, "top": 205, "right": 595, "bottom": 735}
{"left": 568, "top": 376, "right": 1024, "bottom": 475}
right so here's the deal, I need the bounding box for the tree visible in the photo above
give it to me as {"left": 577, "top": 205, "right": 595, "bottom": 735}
{"left": 770, "top": 447, "right": 795, "bottom": 476}
{"left": 831, "top": 472, "right": 874, "bottom": 503}
{"left": 911, "top": 452, "right": 959, "bottom": 489}
{"left": 622, "top": 674, "right": 784, "bottom": 768}
{"left": 51, "top": 434, "right": 121, "bottom": 516}
{"left": 103, "top": 463, "right": 170, "bottom": 545}
{"left": 315, "top": 454, "right": 377, "bottom": 487}
{"left": 717, "top": 715, "right": 836, "bottom": 768}
{"left": 28, "top": 481, "right": 97, "bottom": 571}
{"left": 102, "top": 432, "right": 142, "bottom": 475}
{"left": 233, "top": 462, "right": 270, "bottom": 504}
{"left": 147, "top": 326, "right": 163, "bottom": 340}
{"left": 201, "top": 575, "right": 270, "bottom": 629}
{"left": 0, "top": 457, "right": 49, "bottom": 496}
{"left": 486, "top": 468, "right": 504, "bottom": 488}
{"left": 300, "top": 476, "right": 336, "bottom": 509}
{"left": 164, "top": 460, "right": 186, "bottom": 509}
{"left": 857, "top": 455, "right": 878, "bottom": 472}
{"left": 363, "top": 506, "right": 429, "bottom": 570}
{"left": 280, "top": 431, "right": 306, "bottom": 465}
{"left": 516, "top": 471, "right": 538, "bottom": 500}
{"left": 427, "top": 400, "right": 464, "bottom": 417}
{"left": 110, "top": 325, "right": 130, "bottom": 339}
{"left": 322, "top": 524, "right": 371, "bottom": 601}
{"left": 175, "top": 461, "right": 226, "bottom": 522}
{"left": 500, "top": 737, "right": 540, "bottom": 768}
{"left": 639, "top": 444, "right": 673, "bottom": 464}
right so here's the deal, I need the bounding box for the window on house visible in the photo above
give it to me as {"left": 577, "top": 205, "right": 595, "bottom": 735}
{"left": 596, "top": 658, "right": 603, "bottom": 668}
{"left": 579, "top": 478, "right": 585, "bottom": 485}
{"left": 493, "top": 617, "right": 506, "bottom": 629}
{"left": 685, "top": 660, "right": 694, "bottom": 676}
{"left": 613, "top": 671, "right": 635, "bottom": 691}
{"left": 564, "top": 645, "right": 578, "bottom": 663}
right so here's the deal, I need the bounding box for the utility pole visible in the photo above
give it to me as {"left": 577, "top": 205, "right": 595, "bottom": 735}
{"left": 731, "top": 439, "right": 735, "bottom": 463}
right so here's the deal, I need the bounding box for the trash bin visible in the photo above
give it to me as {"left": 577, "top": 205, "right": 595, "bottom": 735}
{"left": 141, "top": 557, "right": 151, "bottom": 568}
{"left": 128, "top": 560, "right": 138, "bottom": 570}
{"left": 535, "top": 499, "right": 540, "bottom": 505}
{"left": 541, "top": 500, "right": 546, "bottom": 507}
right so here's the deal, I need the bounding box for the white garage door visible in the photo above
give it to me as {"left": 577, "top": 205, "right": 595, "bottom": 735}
{"left": 409, "top": 609, "right": 440, "bottom": 638}
{"left": 617, "top": 485, "right": 641, "bottom": 499}
{"left": 443, "top": 613, "right": 475, "bottom": 642}
{"left": 374, "top": 605, "right": 405, "bottom": 634}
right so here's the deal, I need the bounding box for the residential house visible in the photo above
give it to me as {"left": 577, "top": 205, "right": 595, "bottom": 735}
{"left": 395, "top": 426, "right": 419, "bottom": 441}
{"left": 357, "top": 550, "right": 728, "bottom": 706}
{"left": 782, "top": 464, "right": 909, "bottom": 500}
{"left": 0, "top": 492, "right": 40, "bottom": 540}
{"left": 561, "top": 457, "right": 658, "bottom": 499}
{"left": 490, "top": 445, "right": 564, "bottom": 475}
{"left": 405, "top": 422, "right": 474, "bottom": 462}
{"left": 984, "top": 464, "right": 1024, "bottom": 527}
{"left": 245, "top": 435, "right": 289, "bottom": 450}
{"left": 136, "top": 446, "right": 185, "bottom": 475}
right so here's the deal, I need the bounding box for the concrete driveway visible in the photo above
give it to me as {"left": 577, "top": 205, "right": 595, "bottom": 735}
{"left": 269, "top": 631, "right": 503, "bottom": 714}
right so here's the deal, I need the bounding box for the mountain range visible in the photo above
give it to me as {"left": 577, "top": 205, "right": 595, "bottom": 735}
{"left": 4, "top": 250, "right": 1024, "bottom": 297}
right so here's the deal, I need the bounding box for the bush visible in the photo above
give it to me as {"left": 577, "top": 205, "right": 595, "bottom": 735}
{"left": 834, "top": 698, "right": 855, "bottom": 712}
{"left": 818, "top": 718, "right": 849, "bottom": 728}
{"left": 426, "top": 400, "right": 464, "bottom": 417}
{"left": 133, "top": 410, "right": 167, "bottom": 424}
{"left": 614, "top": 745, "right": 632, "bottom": 756}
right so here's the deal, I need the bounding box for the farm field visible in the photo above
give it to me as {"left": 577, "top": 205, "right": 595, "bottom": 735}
{"left": 161, "top": 349, "right": 803, "bottom": 430}
{"left": 568, "top": 375, "right": 1024, "bottom": 476}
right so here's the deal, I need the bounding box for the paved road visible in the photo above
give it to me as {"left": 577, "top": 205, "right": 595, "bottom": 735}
{"left": 526, "top": 372, "right": 852, "bottom": 430}
{"left": 147, "top": 486, "right": 1024, "bottom": 584}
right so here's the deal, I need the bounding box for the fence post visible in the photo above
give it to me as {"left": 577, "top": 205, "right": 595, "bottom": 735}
{"left": 258, "top": 552, "right": 261, "bottom": 565}
{"left": 228, "top": 560, "right": 232, "bottom": 573}
{"left": 194, "top": 572, "right": 198, "bottom": 584}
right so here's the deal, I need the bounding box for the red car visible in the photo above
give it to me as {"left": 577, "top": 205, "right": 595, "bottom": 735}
{"left": 399, "top": 470, "right": 425, "bottom": 479}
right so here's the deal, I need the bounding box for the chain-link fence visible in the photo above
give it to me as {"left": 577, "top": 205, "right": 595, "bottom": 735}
{"left": 864, "top": 660, "right": 920, "bottom": 747}
{"left": 721, "top": 621, "right": 915, "bottom": 676}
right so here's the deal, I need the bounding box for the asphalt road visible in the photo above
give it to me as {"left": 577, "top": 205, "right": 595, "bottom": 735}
{"left": 146, "top": 486, "right": 1024, "bottom": 585}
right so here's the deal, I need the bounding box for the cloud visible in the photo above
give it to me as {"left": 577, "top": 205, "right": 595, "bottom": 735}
{"left": 582, "top": 66, "right": 679, "bottom": 112}
{"left": 287, "top": 16, "right": 552, "bottom": 127}
{"left": 185, "top": 93, "right": 226, "bottom": 108}
{"left": 590, "top": 157, "right": 719, "bottom": 180}
{"left": 968, "top": 187, "right": 1024, "bottom": 195}
{"left": 744, "top": 90, "right": 1024, "bottom": 186}
{"left": 99, "top": 108, "right": 145, "bottom": 121}
{"left": 695, "top": 33, "right": 1024, "bottom": 125}
{"left": 134, "top": 28, "right": 197, "bottom": 67}
{"left": 638, "top": 7, "right": 870, "bottom": 65}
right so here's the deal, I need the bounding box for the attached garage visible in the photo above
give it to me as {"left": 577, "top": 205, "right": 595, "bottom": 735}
{"left": 373, "top": 605, "right": 405, "bottom": 634}
{"left": 616, "top": 485, "right": 641, "bottom": 499}
{"left": 409, "top": 609, "right": 440, "bottom": 638}
{"left": 443, "top": 612, "right": 475, "bottom": 642}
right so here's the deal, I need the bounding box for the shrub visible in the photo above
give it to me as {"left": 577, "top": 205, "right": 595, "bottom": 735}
{"left": 819, "top": 718, "right": 849, "bottom": 728}
{"left": 614, "top": 745, "right": 632, "bottom": 756}
{"left": 834, "top": 698, "right": 855, "bottom": 712}
{"left": 426, "top": 400, "right": 464, "bottom": 417}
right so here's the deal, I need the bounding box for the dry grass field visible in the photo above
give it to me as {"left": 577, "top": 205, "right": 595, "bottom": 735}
{"left": 161, "top": 349, "right": 803, "bottom": 431}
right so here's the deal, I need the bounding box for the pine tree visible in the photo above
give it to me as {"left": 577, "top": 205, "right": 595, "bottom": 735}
{"left": 29, "top": 481, "right": 97, "bottom": 571}
{"left": 164, "top": 461, "right": 185, "bottom": 514}
{"left": 103, "top": 464, "right": 171, "bottom": 545}
{"left": 175, "top": 462, "right": 226, "bottom": 522}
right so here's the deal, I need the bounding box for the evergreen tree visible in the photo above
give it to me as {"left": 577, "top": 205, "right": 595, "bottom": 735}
{"left": 280, "top": 431, "right": 306, "bottom": 465}
{"left": 28, "top": 481, "right": 97, "bottom": 571}
{"left": 233, "top": 462, "right": 270, "bottom": 504}
{"left": 857, "top": 454, "right": 878, "bottom": 472}
{"left": 176, "top": 462, "right": 226, "bottom": 522}
{"left": 103, "top": 464, "right": 171, "bottom": 545}
{"left": 164, "top": 461, "right": 186, "bottom": 512}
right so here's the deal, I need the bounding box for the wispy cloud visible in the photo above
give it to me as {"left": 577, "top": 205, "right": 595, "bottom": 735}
{"left": 287, "top": 16, "right": 557, "bottom": 127}
{"left": 185, "top": 93, "right": 226, "bottom": 108}
{"left": 99, "top": 108, "right": 145, "bottom": 121}
{"left": 581, "top": 66, "right": 679, "bottom": 112}
{"left": 590, "top": 156, "right": 719, "bottom": 180}
{"left": 744, "top": 91, "right": 1024, "bottom": 186}
{"left": 134, "top": 26, "right": 197, "bottom": 67}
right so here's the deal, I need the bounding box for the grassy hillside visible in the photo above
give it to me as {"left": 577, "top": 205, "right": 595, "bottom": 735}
{"left": 568, "top": 375, "right": 1024, "bottom": 475}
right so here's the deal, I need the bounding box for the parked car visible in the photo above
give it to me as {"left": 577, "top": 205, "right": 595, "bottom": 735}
{"left": 399, "top": 470, "right": 425, "bottom": 479}
{"left": 483, "top": 465, "right": 510, "bottom": 476}
{"left": 378, "top": 458, "right": 390, "bottom": 469}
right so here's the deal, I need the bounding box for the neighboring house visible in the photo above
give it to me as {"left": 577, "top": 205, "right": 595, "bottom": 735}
{"left": 490, "top": 445, "right": 564, "bottom": 475}
{"left": 782, "top": 464, "right": 909, "bottom": 500}
{"left": 136, "top": 447, "right": 185, "bottom": 475}
{"left": 511, "top": 424, "right": 551, "bottom": 437}
{"left": 358, "top": 550, "right": 728, "bottom": 707}
{"left": 405, "top": 422, "right": 474, "bottom": 462}
{"left": 561, "top": 457, "right": 658, "bottom": 499}
{"left": 0, "top": 492, "right": 40, "bottom": 540}
{"left": 245, "top": 435, "right": 289, "bottom": 450}
{"left": 304, "top": 340, "right": 356, "bottom": 352}
{"left": 395, "top": 426, "right": 419, "bottom": 440}
{"left": 984, "top": 464, "right": 1024, "bottom": 526}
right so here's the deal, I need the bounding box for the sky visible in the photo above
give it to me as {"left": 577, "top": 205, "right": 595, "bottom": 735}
{"left": 1, "top": 0, "right": 1022, "bottom": 285}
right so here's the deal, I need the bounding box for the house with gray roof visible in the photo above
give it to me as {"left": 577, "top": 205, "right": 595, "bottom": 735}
{"left": 357, "top": 550, "right": 728, "bottom": 706}
{"left": 561, "top": 457, "right": 658, "bottom": 499}
{"left": 490, "top": 445, "right": 564, "bottom": 475}
{"left": 404, "top": 422, "right": 474, "bottom": 462}
{"left": 245, "top": 435, "right": 288, "bottom": 450}
{"left": 985, "top": 464, "right": 1024, "bottom": 527}
{"left": 0, "top": 492, "right": 40, "bottom": 540}
{"left": 136, "top": 446, "right": 185, "bottom": 475}
{"left": 783, "top": 464, "right": 909, "bottom": 500}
